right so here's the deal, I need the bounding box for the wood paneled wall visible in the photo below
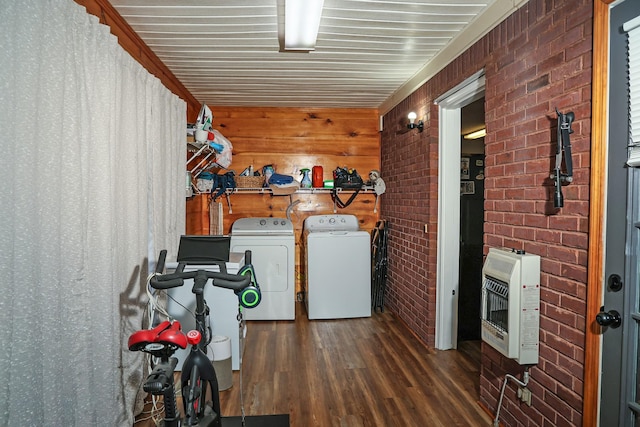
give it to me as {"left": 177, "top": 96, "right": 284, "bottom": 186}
{"left": 187, "top": 106, "right": 381, "bottom": 292}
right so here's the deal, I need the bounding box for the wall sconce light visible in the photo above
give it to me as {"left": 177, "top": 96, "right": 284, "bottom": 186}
{"left": 463, "top": 128, "right": 486, "bottom": 139}
{"left": 407, "top": 112, "right": 424, "bottom": 132}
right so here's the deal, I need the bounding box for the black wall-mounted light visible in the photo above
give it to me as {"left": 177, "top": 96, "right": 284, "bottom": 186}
{"left": 407, "top": 112, "right": 424, "bottom": 132}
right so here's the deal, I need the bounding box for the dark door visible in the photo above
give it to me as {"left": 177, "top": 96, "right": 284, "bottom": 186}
{"left": 458, "top": 153, "right": 485, "bottom": 341}
{"left": 600, "top": 1, "right": 640, "bottom": 425}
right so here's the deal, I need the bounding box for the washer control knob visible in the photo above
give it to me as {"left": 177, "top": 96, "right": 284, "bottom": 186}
{"left": 329, "top": 218, "right": 335, "bottom": 224}
{"left": 259, "top": 219, "right": 267, "bottom": 226}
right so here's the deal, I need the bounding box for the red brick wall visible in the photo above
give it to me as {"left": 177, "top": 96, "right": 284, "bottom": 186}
{"left": 380, "top": 0, "right": 592, "bottom": 425}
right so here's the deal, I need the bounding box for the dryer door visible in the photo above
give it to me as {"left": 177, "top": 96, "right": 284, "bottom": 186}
{"left": 230, "top": 240, "right": 295, "bottom": 320}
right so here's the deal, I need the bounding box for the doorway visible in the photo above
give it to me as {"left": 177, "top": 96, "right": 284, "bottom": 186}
{"left": 435, "top": 70, "right": 485, "bottom": 349}
{"left": 458, "top": 98, "right": 486, "bottom": 342}
{"left": 600, "top": 1, "right": 640, "bottom": 425}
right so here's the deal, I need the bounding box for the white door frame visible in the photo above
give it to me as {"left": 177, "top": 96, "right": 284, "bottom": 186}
{"left": 434, "top": 71, "right": 485, "bottom": 350}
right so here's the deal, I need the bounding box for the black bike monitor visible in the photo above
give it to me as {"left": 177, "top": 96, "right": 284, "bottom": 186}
{"left": 176, "top": 235, "right": 231, "bottom": 264}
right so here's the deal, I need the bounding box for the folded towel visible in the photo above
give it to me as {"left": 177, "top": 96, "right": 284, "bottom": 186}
{"left": 270, "top": 181, "right": 300, "bottom": 195}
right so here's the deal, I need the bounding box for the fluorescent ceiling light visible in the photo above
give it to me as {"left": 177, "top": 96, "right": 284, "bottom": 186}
{"left": 285, "top": 0, "right": 324, "bottom": 51}
{"left": 464, "top": 128, "right": 486, "bottom": 139}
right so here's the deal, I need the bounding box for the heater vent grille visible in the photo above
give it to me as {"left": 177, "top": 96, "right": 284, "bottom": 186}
{"left": 483, "top": 276, "right": 509, "bottom": 332}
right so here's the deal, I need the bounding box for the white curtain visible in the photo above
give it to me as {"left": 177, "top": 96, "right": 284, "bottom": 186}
{"left": 0, "top": 1, "right": 186, "bottom": 426}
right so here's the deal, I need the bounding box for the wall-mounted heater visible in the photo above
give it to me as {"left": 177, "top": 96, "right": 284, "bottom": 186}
{"left": 481, "top": 247, "right": 541, "bottom": 365}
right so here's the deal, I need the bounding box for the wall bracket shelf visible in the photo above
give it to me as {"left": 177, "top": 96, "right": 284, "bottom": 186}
{"left": 212, "top": 186, "right": 378, "bottom": 214}
{"left": 187, "top": 142, "right": 220, "bottom": 178}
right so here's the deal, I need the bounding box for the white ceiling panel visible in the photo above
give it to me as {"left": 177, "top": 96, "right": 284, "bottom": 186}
{"left": 109, "top": 0, "right": 523, "bottom": 109}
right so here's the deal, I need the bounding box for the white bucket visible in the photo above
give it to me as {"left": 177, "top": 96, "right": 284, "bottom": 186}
{"left": 209, "top": 335, "right": 232, "bottom": 391}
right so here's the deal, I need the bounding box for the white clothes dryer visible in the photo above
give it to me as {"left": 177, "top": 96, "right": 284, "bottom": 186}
{"left": 304, "top": 214, "right": 371, "bottom": 320}
{"left": 230, "top": 217, "right": 296, "bottom": 320}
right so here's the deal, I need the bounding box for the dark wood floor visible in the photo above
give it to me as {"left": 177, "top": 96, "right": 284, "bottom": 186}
{"left": 134, "top": 303, "right": 493, "bottom": 426}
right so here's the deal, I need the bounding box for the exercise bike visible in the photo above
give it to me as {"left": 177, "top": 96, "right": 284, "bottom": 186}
{"left": 129, "top": 249, "right": 261, "bottom": 427}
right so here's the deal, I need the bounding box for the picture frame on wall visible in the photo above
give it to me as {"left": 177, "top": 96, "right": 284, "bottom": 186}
{"left": 461, "top": 181, "right": 475, "bottom": 195}
{"left": 461, "top": 157, "right": 470, "bottom": 179}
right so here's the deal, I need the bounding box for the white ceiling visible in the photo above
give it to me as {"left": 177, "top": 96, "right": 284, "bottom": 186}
{"left": 110, "top": 0, "right": 525, "bottom": 112}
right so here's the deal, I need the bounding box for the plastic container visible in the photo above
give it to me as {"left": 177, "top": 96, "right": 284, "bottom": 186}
{"left": 312, "top": 166, "right": 323, "bottom": 188}
{"left": 194, "top": 129, "right": 208, "bottom": 143}
{"left": 209, "top": 335, "right": 232, "bottom": 391}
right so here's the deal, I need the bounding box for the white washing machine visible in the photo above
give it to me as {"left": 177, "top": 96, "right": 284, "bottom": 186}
{"left": 304, "top": 214, "right": 371, "bottom": 320}
{"left": 230, "top": 217, "right": 296, "bottom": 320}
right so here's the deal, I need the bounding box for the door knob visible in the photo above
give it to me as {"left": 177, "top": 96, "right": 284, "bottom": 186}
{"left": 596, "top": 307, "right": 621, "bottom": 328}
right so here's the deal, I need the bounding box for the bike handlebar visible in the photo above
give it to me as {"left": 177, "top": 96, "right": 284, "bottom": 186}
{"left": 149, "top": 249, "right": 252, "bottom": 292}
{"left": 155, "top": 250, "right": 168, "bottom": 274}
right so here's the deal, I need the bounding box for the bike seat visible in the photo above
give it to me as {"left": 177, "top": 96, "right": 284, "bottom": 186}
{"left": 128, "top": 320, "right": 188, "bottom": 352}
